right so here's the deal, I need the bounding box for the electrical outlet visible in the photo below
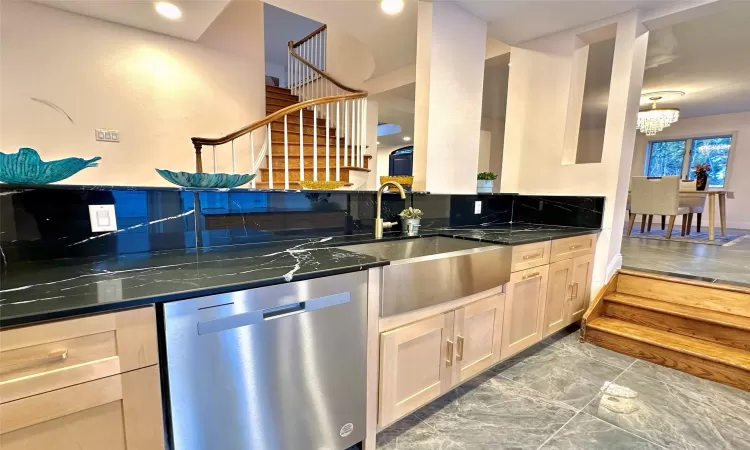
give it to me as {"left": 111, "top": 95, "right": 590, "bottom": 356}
{"left": 89, "top": 204, "right": 117, "bottom": 232}
{"left": 474, "top": 201, "right": 482, "bottom": 214}
{"left": 95, "top": 129, "right": 119, "bottom": 142}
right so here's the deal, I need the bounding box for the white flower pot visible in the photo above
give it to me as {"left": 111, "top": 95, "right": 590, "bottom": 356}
{"left": 477, "top": 179, "right": 494, "bottom": 193}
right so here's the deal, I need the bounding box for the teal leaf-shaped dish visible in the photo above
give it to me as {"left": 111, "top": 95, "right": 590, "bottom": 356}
{"left": 156, "top": 169, "right": 254, "bottom": 189}
{"left": 0, "top": 148, "right": 101, "bottom": 184}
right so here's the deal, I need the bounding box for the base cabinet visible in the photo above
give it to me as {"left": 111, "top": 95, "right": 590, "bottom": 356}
{"left": 501, "top": 266, "right": 549, "bottom": 359}
{"left": 378, "top": 294, "right": 505, "bottom": 427}
{"left": 542, "top": 254, "right": 595, "bottom": 338}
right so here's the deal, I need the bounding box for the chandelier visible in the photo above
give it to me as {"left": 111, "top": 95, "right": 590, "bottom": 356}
{"left": 637, "top": 96, "right": 680, "bottom": 136}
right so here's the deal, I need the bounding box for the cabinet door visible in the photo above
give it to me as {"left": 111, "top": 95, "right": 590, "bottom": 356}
{"left": 568, "top": 253, "right": 594, "bottom": 323}
{"left": 543, "top": 259, "right": 574, "bottom": 338}
{"left": 379, "top": 312, "right": 454, "bottom": 427}
{"left": 0, "top": 366, "right": 165, "bottom": 450}
{"left": 501, "top": 265, "right": 549, "bottom": 359}
{"left": 453, "top": 294, "right": 505, "bottom": 383}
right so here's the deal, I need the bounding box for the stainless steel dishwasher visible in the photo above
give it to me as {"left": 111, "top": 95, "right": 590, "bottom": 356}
{"left": 163, "top": 272, "right": 368, "bottom": 450}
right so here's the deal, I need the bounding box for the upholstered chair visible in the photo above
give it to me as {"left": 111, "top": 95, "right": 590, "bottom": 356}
{"left": 628, "top": 176, "right": 690, "bottom": 239}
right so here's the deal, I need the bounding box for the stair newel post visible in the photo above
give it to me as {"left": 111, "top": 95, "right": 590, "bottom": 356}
{"left": 326, "top": 103, "right": 330, "bottom": 181}
{"left": 283, "top": 114, "right": 290, "bottom": 190}
{"left": 299, "top": 110, "right": 304, "bottom": 182}
{"left": 267, "top": 123, "right": 273, "bottom": 190}
{"left": 250, "top": 132, "right": 256, "bottom": 189}
{"left": 193, "top": 141, "right": 203, "bottom": 173}
{"left": 313, "top": 103, "right": 318, "bottom": 181}
{"left": 336, "top": 101, "right": 341, "bottom": 182}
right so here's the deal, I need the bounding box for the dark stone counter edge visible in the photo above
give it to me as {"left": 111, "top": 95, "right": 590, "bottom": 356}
{"left": 0, "top": 228, "right": 600, "bottom": 328}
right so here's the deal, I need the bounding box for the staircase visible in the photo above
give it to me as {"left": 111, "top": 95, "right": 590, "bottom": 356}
{"left": 257, "top": 85, "right": 371, "bottom": 189}
{"left": 582, "top": 269, "right": 750, "bottom": 391}
{"left": 189, "top": 24, "right": 371, "bottom": 190}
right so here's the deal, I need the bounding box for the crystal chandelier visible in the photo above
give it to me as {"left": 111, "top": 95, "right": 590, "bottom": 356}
{"left": 637, "top": 96, "right": 680, "bottom": 136}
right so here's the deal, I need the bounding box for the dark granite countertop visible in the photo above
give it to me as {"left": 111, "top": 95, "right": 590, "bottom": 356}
{"left": 0, "top": 224, "right": 598, "bottom": 327}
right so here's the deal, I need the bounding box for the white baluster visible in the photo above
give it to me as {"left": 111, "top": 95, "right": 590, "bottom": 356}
{"left": 352, "top": 100, "right": 357, "bottom": 168}
{"left": 299, "top": 109, "right": 304, "bottom": 182}
{"left": 336, "top": 101, "right": 340, "bottom": 181}
{"left": 250, "top": 132, "right": 256, "bottom": 188}
{"left": 212, "top": 145, "right": 216, "bottom": 173}
{"left": 362, "top": 98, "right": 367, "bottom": 168}
{"left": 326, "top": 103, "right": 330, "bottom": 181}
{"left": 313, "top": 104, "right": 318, "bottom": 181}
{"left": 344, "top": 100, "right": 349, "bottom": 167}
{"left": 231, "top": 140, "right": 236, "bottom": 174}
{"left": 267, "top": 123, "right": 273, "bottom": 189}
{"left": 287, "top": 49, "right": 290, "bottom": 89}
{"left": 284, "top": 115, "right": 289, "bottom": 190}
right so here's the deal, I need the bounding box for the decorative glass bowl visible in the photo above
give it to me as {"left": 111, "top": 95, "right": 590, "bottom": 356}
{"left": 298, "top": 180, "right": 347, "bottom": 190}
{"left": 156, "top": 169, "right": 255, "bottom": 189}
{"left": 0, "top": 148, "right": 101, "bottom": 184}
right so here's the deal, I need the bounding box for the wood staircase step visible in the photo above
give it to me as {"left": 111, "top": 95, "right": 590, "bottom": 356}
{"left": 270, "top": 122, "right": 336, "bottom": 136}
{"left": 270, "top": 142, "right": 368, "bottom": 154}
{"left": 267, "top": 97, "right": 299, "bottom": 109}
{"left": 269, "top": 155, "right": 370, "bottom": 170}
{"left": 265, "top": 86, "right": 292, "bottom": 95}
{"left": 253, "top": 181, "right": 354, "bottom": 190}
{"left": 604, "top": 292, "right": 750, "bottom": 351}
{"left": 270, "top": 112, "right": 327, "bottom": 127}
{"left": 270, "top": 130, "right": 341, "bottom": 145}
{"left": 260, "top": 168, "right": 362, "bottom": 183}
{"left": 617, "top": 271, "right": 750, "bottom": 318}
{"left": 586, "top": 317, "right": 750, "bottom": 391}
{"left": 266, "top": 91, "right": 299, "bottom": 103}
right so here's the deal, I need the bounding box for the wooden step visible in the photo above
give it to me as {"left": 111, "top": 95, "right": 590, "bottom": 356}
{"left": 270, "top": 130, "right": 341, "bottom": 145}
{"left": 253, "top": 181, "right": 354, "bottom": 190}
{"left": 603, "top": 292, "right": 750, "bottom": 351}
{"left": 617, "top": 271, "right": 750, "bottom": 318}
{"left": 270, "top": 121, "right": 335, "bottom": 136}
{"left": 266, "top": 91, "right": 299, "bottom": 103}
{"left": 260, "top": 167, "right": 369, "bottom": 183}
{"left": 265, "top": 86, "right": 292, "bottom": 95}
{"left": 270, "top": 155, "right": 370, "bottom": 170}
{"left": 270, "top": 142, "right": 368, "bottom": 154}
{"left": 586, "top": 317, "right": 750, "bottom": 391}
{"left": 269, "top": 111, "right": 327, "bottom": 127}
{"left": 267, "top": 97, "right": 299, "bottom": 109}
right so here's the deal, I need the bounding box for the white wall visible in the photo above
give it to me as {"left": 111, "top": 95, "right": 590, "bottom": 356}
{"left": 376, "top": 145, "right": 403, "bottom": 181}
{"left": 1, "top": 1, "right": 266, "bottom": 187}
{"left": 265, "top": 62, "right": 287, "bottom": 87}
{"left": 576, "top": 127, "right": 606, "bottom": 164}
{"left": 631, "top": 111, "right": 750, "bottom": 229}
{"left": 481, "top": 117, "right": 505, "bottom": 191}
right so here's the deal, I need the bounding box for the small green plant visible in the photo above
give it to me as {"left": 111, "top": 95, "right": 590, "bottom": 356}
{"left": 398, "top": 207, "right": 423, "bottom": 220}
{"left": 477, "top": 172, "right": 498, "bottom": 181}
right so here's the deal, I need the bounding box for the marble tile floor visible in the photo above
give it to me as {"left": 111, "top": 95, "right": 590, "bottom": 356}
{"left": 621, "top": 228, "right": 750, "bottom": 287}
{"left": 377, "top": 325, "right": 750, "bottom": 450}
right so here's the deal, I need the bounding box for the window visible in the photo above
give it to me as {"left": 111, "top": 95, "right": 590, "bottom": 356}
{"left": 644, "top": 135, "right": 732, "bottom": 188}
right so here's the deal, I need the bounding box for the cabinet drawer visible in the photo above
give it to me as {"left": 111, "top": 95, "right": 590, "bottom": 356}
{"left": 550, "top": 234, "right": 596, "bottom": 263}
{"left": 0, "top": 307, "right": 158, "bottom": 403}
{"left": 510, "top": 241, "right": 551, "bottom": 272}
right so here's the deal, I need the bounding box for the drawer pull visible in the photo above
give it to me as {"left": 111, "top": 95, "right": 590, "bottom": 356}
{"left": 456, "top": 335, "right": 464, "bottom": 361}
{"left": 567, "top": 283, "right": 573, "bottom": 301}
{"left": 522, "top": 252, "right": 542, "bottom": 260}
{"left": 522, "top": 272, "right": 541, "bottom": 280}
{"left": 572, "top": 282, "right": 579, "bottom": 299}
{"left": 446, "top": 339, "right": 454, "bottom": 367}
{"left": 569, "top": 244, "right": 584, "bottom": 250}
{"left": 0, "top": 349, "right": 68, "bottom": 374}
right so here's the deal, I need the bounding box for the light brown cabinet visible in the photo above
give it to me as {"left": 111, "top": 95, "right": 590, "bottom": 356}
{"left": 569, "top": 253, "right": 594, "bottom": 322}
{"left": 378, "top": 294, "right": 505, "bottom": 427}
{"left": 501, "top": 265, "right": 549, "bottom": 359}
{"left": 543, "top": 254, "right": 595, "bottom": 338}
{"left": 0, "top": 307, "right": 165, "bottom": 450}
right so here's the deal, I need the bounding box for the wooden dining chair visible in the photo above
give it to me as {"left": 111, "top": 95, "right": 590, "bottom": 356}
{"left": 628, "top": 176, "right": 689, "bottom": 239}
{"left": 679, "top": 179, "right": 706, "bottom": 235}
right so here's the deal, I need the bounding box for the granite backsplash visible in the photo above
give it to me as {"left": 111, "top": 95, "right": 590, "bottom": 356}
{"left": 0, "top": 185, "right": 604, "bottom": 264}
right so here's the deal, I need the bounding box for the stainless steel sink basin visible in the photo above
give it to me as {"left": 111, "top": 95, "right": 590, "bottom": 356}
{"left": 339, "top": 237, "right": 511, "bottom": 317}
{"left": 338, "top": 236, "right": 495, "bottom": 262}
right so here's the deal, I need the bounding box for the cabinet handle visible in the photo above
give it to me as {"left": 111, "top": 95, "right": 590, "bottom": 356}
{"left": 569, "top": 244, "right": 584, "bottom": 250}
{"left": 456, "top": 335, "right": 464, "bottom": 361}
{"left": 522, "top": 271, "right": 541, "bottom": 280}
{"left": 446, "top": 339, "right": 454, "bottom": 367}
{"left": 522, "top": 252, "right": 541, "bottom": 260}
{"left": 0, "top": 349, "right": 68, "bottom": 375}
{"left": 572, "top": 282, "right": 579, "bottom": 299}
{"left": 566, "top": 283, "right": 573, "bottom": 301}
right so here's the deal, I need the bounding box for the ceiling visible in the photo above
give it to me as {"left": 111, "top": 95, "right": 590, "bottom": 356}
{"left": 581, "top": 2, "right": 750, "bottom": 128}
{"left": 32, "top": 0, "right": 230, "bottom": 41}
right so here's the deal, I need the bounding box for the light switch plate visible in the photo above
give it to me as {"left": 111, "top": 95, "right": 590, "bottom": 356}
{"left": 474, "top": 201, "right": 482, "bottom": 214}
{"left": 89, "top": 204, "right": 117, "bottom": 232}
{"left": 95, "top": 129, "right": 120, "bottom": 142}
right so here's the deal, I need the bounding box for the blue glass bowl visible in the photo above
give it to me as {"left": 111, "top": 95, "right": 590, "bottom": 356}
{"left": 156, "top": 169, "right": 255, "bottom": 189}
{"left": 0, "top": 148, "right": 101, "bottom": 184}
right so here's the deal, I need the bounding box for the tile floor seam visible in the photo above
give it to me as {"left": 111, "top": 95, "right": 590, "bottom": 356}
{"left": 546, "top": 338, "right": 636, "bottom": 372}
{"left": 579, "top": 410, "right": 671, "bottom": 450}
{"left": 493, "top": 372, "right": 579, "bottom": 413}
{"left": 534, "top": 359, "right": 635, "bottom": 450}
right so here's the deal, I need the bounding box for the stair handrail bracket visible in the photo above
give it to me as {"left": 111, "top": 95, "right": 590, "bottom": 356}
{"left": 190, "top": 23, "right": 368, "bottom": 190}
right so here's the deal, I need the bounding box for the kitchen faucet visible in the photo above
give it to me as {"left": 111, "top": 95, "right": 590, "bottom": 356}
{"left": 375, "top": 181, "right": 406, "bottom": 239}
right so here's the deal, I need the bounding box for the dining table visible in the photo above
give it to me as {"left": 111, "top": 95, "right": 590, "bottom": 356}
{"left": 679, "top": 189, "right": 733, "bottom": 241}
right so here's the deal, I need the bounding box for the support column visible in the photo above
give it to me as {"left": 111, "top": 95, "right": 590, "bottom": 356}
{"left": 413, "top": 2, "right": 487, "bottom": 193}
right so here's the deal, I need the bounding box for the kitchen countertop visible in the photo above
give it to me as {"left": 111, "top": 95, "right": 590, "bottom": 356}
{"left": 0, "top": 224, "right": 598, "bottom": 327}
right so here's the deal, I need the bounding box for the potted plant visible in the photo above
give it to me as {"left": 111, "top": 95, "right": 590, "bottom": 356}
{"left": 398, "top": 207, "right": 423, "bottom": 236}
{"left": 693, "top": 163, "right": 710, "bottom": 191}
{"left": 477, "top": 172, "right": 497, "bottom": 193}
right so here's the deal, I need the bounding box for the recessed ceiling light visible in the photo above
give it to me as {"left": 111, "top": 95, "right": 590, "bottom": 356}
{"left": 155, "top": 2, "right": 182, "bottom": 20}
{"left": 381, "top": 0, "right": 404, "bottom": 15}
{"left": 403, "top": 136, "right": 411, "bottom": 142}
{"left": 377, "top": 141, "right": 381, "bottom": 145}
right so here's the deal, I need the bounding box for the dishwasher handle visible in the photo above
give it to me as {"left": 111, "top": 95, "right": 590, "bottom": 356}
{"left": 197, "top": 292, "right": 351, "bottom": 335}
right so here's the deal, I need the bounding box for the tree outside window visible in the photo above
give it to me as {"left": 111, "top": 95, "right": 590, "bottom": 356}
{"left": 687, "top": 137, "right": 731, "bottom": 187}
{"left": 645, "top": 135, "right": 732, "bottom": 188}
{"left": 646, "top": 140, "right": 686, "bottom": 177}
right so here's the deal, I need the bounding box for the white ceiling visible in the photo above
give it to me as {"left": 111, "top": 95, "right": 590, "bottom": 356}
{"left": 32, "top": 0, "right": 230, "bottom": 41}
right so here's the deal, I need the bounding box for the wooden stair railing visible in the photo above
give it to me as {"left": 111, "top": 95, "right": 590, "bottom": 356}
{"left": 191, "top": 24, "right": 369, "bottom": 190}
